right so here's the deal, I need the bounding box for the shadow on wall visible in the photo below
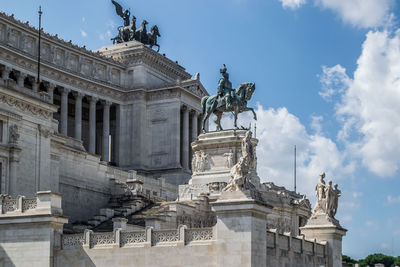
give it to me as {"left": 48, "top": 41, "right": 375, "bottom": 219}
{"left": 0, "top": 244, "right": 16, "bottom": 267}
{"left": 55, "top": 247, "right": 96, "bottom": 267}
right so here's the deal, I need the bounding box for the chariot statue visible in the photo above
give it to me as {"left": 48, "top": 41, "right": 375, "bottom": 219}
{"left": 201, "top": 65, "right": 257, "bottom": 132}
{"left": 111, "top": 0, "right": 161, "bottom": 52}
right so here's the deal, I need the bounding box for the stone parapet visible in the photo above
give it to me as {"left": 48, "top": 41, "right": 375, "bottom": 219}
{"left": 0, "top": 191, "right": 65, "bottom": 217}
{"left": 61, "top": 225, "right": 214, "bottom": 250}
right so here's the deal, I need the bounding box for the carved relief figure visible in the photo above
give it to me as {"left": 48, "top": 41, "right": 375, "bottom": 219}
{"left": 9, "top": 124, "right": 19, "bottom": 144}
{"left": 198, "top": 152, "right": 209, "bottom": 172}
{"left": 191, "top": 151, "right": 200, "bottom": 173}
{"left": 192, "top": 151, "right": 209, "bottom": 173}
{"left": 223, "top": 151, "right": 234, "bottom": 169}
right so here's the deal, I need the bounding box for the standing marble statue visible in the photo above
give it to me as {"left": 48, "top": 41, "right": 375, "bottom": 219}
{"left": 312, "top": 172, "right": 341, "bottom": 219}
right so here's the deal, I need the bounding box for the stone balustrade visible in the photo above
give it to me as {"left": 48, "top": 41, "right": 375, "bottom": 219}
{"left": 266, "top": 229, "right": 327, "bottom": 265}
{"left": 61, "top": 225, "right": 215, "bottom": 250}
{"left": 0, "top": 191, "right": 62, "bottom": 215}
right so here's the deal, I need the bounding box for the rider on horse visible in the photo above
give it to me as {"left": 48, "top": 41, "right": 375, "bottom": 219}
{"left": 217, "top": 64, "right": 235, "bottom": 110}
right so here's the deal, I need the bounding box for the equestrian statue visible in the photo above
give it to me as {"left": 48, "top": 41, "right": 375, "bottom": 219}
{"left": 201, "top": 65, "right": 257, "bottom": 132}
{"left": 111, "top": 0, "right": 161, "bottom": 52}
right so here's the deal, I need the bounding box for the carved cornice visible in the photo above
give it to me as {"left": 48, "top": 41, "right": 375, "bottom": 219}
{"left": 0, "top": 44, "right": 126, "bottom": 102}
{"left": 99, "top": 42, "right": 191, "bottom": 81}
{"left": 0, "top": 90, "right": 53, "bottom": 119}
{"left": 146, "top": 88, "right": 181, "bottom": 102}
{"left": 0, "top": 11, "right": 123, "bottom": 67}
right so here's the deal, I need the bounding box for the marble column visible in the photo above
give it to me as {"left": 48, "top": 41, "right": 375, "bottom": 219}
{"left": 191, "top": 111, "right": 198, "bottom": 142}
{"left": 59, "top": 87, "right": 70, "bottom": 136}
{"left": 73, "top": 92, "right": 84, "bottom": 140}
{"left": 115, "top": 104, "right": 121, "bottom": 165}
{"left": 182, "top": 106, "right": 189, "bottom": 171}
{"left": 88, "top": 96, "right": 98, "bottom": 154}
{"left": 102, "top": 101, "right": 111, "bottom": 162}
{"left": 47, "top": 83, "right": 56, "bottom": 103}
{"left": 8, "top": 147, "right": 21, "bottom": 196}
{"left": 1, "top": 66, "right": 11, "bottom": 80}
{"left": 17, "top": 72, "right": 26, "bottom": 87}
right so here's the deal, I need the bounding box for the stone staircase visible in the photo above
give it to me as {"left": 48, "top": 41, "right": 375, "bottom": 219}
{"left": 86, "top": 198, "right": 148, "bottom": 228}
{"left": 69, "top": 178, "right": 165, "bottom": 232}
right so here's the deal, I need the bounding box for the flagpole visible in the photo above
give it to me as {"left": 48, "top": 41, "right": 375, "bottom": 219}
{"left": 36, "top": 6, "right": 42, "bottom": 92}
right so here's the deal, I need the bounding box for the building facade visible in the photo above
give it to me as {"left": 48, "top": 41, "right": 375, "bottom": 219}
{"left": 0, "top": 11, "right": 346, "bottom": 267}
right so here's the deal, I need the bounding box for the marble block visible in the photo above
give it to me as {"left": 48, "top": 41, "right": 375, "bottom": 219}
{"left": 189, "top": 129, "right": 259, "bottom": 185}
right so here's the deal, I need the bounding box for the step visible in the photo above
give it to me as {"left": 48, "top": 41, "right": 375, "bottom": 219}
{"left": 93, "top": 215, "right": 107, "bottom": 221}
{"left": 99, "top": 208, "right": 114, "bottom": 218}
{"left": 87, "top": 220, "right": 101, "bottom": 227}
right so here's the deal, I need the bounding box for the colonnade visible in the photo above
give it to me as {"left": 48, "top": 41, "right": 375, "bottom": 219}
{"left": 181, "top": 106, "right": 202, "bottom": 171}
{"left": 1, "top": 64, "right": 206, "bottom": 171}
{"left": 48, "top": 84, "right": 115, "bottom": 162}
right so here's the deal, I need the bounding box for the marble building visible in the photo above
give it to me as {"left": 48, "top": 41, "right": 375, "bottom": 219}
{"left": 0, "top": 10, "right": 346, "bottom": 267}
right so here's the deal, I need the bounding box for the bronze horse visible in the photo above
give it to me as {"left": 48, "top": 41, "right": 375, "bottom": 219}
{"left": 201, "top": 82, "right": 257, "bottom": 132}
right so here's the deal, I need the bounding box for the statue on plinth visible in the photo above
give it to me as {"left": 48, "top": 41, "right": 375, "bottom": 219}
{"left": 310, "top": 172, "right": 342, "bottom": 225}
{"left": 201, "top": 65, "right": 257, "bottom": 132}
{"left": 223, "top": 131, "right": 256, "bottom": 192}
{"left": 111, "top": 0, "right": 161, "bottom": 52}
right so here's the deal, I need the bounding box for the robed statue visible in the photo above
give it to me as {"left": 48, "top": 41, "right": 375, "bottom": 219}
{"left": 201, "top": 65, "right": 257, "bottom": 132}
{"left": 111, "top": 0, "right": 161, "bottom": 52}
{"left": 313, "top": 173, "right": 341, "bottom": 219}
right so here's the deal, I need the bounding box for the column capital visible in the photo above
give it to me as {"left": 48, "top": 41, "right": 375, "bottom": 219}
{"left": 101, "top": 100, "right": 112, "bottom": 107}
{"left": 72, "top": 91, "right": 85, "bottom": 100}
{"left": 47, "top": 83, "right": 56, "bottom": 91}
{"left": 182, "top": 105, "right": 189, "bottom": 112}
{"left": 59, "top": 87, "right": 71, "bottom": 94}
{"left": 88, "top": 95, "right": 99, "bottom": 104}
{"left": 190, "top": 110, "right": 199, "bottom": 116}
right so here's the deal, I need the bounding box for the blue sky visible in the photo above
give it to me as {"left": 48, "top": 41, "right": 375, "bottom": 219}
{"left": 3, "top": 0, "right": 400, "bottom": 259}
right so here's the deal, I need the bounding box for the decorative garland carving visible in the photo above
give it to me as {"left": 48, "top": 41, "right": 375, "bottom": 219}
{"left": 0, "top": 93, "right": 52, "bottom": 119}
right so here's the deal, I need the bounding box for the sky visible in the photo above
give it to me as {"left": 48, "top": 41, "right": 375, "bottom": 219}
{"left": 2, "top": 0, "right": 400, "bottom": 259}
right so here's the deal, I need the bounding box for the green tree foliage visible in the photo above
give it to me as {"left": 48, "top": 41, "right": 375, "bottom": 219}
{"left": 364, "top": 253, "right": 394, "bottom": 266}
{"left": 343, "top": 253, "right": 400, "bottom": 267}
{"left": 343, "top": 254, "right": 357, "bottom": 266}
{"left": 394, "top": 256, "right": 400, "bottom": 266}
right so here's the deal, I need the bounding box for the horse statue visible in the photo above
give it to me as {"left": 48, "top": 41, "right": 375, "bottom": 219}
{"left": 111, "top": 17, "right": 136, "bottom": 44}
{"left": 201, "top": 82, "right": 257, "bottom": 132}
{"left": 135, "top": 20, "right": 149, "bottom": 43}
{"left": 146, "top": 25, "right": 161, "bottom": 52}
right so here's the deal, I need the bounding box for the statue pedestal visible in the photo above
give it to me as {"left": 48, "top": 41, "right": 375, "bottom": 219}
{"left": 190, "top": 129, "right": 259, "bottom": 185}
{"left": 300, "top": 215, "right": 347, "bottom": 267}
{"left": 211, "top": 190, "right": 272, "bottom": 267}
{"left": 179, "top": 129, "right": 260, "bottom": 200}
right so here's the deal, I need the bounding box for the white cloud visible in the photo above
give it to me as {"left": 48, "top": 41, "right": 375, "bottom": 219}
{"left": 209, "top": 104, "right": 352, "bottom": 197}
{"left": 315, "top": 0, "right": 394, "bottom": 28}
{"left": 386, "top": 195, "right": 400, "bottom": 205}
{"left": 80, "top": 29, "right": 87, "bottom": 38}
{"left": 310, "top": 115, "right": 323, "bottom": 134}
{"left": 280, "top": 0, "right": 306, "bottom": 9}
{"left": 319, "top": 65, "right": 350, "bottom": 101}
{"left": 320, "top": 30, "right": 400, "bottom": 177}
